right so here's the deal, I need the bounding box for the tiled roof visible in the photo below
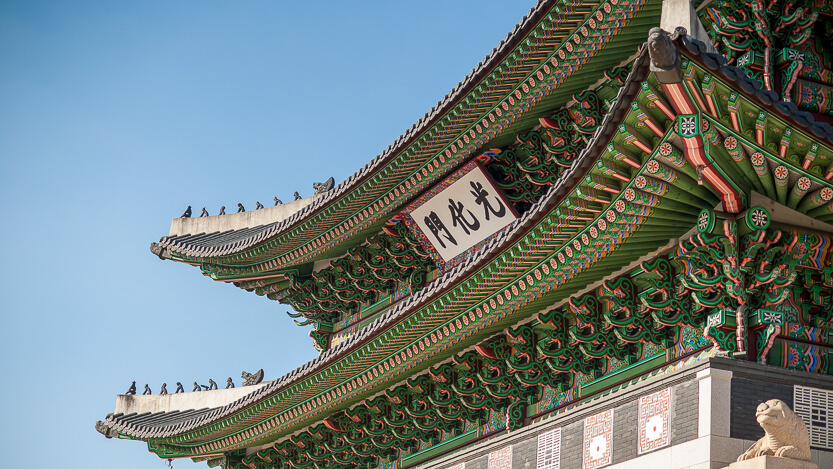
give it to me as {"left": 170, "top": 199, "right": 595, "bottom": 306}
{"left": 149, "top": 0, "right": 554, "bottom": 260}
{"left": 102, "top": 33, "right": 833, "bottom": 442}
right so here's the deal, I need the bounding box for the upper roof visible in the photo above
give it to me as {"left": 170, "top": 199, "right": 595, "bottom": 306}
{"left": 150, "top": 0, "right": 662, "bottom": 281}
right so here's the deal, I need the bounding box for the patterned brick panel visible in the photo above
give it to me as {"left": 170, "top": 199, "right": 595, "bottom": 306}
{"left": 582, "top": 409, "right": 613, "bottom": 469}
{"left": 535, "top": 428, "right": 561, "bottom": 469}
{"left": 489, "top": 446, "right": 513, "bottom": 469}
{"left": 637, "top": 388, "right": 670, "bottom": 454}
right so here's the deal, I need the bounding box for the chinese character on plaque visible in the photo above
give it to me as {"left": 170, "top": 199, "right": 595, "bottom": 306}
{"left": 399, "top": 161, "right": 517, "bottom": 271}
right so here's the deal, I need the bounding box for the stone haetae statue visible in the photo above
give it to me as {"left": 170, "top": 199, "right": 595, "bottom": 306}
{"left": 219, "top": 206, "right": 226, "bottom": 215}
{"left": 142, "top": 384, "right": 151, "bottom": 395}
{"left": 312, "top": 176, "right": 335, "bottom": 194}
{"left": 175, "top": 382, "right": 184, "bottom": 393}
{"left": 737, "top": 399, "right": 812, "bottom": 462}
{"left": 200, "top": 207, "right": 208, "bottom": 217}
{"left": 126, "top": 381, "right": 137, "bottom": 395}
{"left": 160, "top": 383, "right": 167, "bottom": 395}
{"left": 180, "top": 206, "right": 192, "bottom": 218}
{"left": 293, "top": 191, "right": 301, "bottom": 201}
{"left": 274, "top": 197, "right": 282, "bottom": 206}
{"left": 226, "top": 377, "right": 234, "bottom": 389}
{"left": 208, "top": 379, "right": 217, "bottom": 390}
{"left": 241, "top": 369, "right": 264, "bottom": 386}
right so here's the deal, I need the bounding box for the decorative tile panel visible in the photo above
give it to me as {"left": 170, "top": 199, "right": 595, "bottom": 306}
{"left": 638, "top": 388, "right": 671, "bottom": 454}
{"left": 536, "top": 428, "right": 561, "bottom": 469}
{"left": 582, "top": 409, "right": 613, "bottom": 469}
{"left": 489, "top": 446, "right": 513, "bottom": 469}
{"left": 795, "top": 385, "right": 833, "bottom": 449}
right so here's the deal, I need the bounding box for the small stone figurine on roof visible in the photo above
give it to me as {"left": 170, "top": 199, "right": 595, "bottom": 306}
{"left": 312, "top": 176, "right": 335, "bottom": 194}
{"left": 126, "top": 381, "right": 137, "bottom": 395}
{"left": 241, "top": 369, "right": 264, "bottom": 386}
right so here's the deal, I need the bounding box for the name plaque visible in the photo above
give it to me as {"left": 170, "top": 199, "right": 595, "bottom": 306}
{"left": 400, "top": 162, "right": 517, "bottom": 268}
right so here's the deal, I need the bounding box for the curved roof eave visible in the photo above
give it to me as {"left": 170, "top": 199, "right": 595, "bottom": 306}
{"left": 151, "top": 0, "right": 660, "bottom": 275}
{"left": 99, "top": 35, "right": 655, "bottom": 446}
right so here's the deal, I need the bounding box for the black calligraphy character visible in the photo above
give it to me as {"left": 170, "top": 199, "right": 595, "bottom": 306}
{"left": 424, "top": 212, "right": 457, "bottom": 249}
{"left": 470, "top": 181, "right": 506, "bottom": 221}
{"left": 448, "top": 198, "right": 480, "bottom": 235}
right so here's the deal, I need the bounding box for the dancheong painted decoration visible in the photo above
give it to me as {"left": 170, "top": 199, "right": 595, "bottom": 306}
{"left": 98, "top": 1, "right": 833, "bottom": 469}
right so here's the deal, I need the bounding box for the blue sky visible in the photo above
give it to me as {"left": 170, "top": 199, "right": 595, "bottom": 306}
{"left": 0, "top": 1, "right": 530, "bottom": 468}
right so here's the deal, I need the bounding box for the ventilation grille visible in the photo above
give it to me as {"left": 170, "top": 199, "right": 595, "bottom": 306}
{"left": 536, "top": 428, "right": 561, "bottom": 469}
{"left": 794, "top": 385, "right": 833, "bottom": 449}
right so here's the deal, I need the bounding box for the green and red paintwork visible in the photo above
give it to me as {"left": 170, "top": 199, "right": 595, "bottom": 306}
{"left": 125, "top": 2, "right": 833, "bottom": 469}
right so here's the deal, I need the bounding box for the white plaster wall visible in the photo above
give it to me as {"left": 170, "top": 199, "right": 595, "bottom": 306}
{"left": 113, "top": 382, "right": 268, "bottom": 414}
{"left": 169, "top": 194, "right": 323, "bottom": 237}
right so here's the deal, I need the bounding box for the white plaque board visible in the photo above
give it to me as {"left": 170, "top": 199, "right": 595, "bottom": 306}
{"left": 405, "top": 163, "right": 517, "bottom": 263}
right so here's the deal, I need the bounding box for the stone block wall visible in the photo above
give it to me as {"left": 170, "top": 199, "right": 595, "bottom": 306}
{"left": 727, "top": 360, "right": 833, "bottom": 447}
{"left": 416, "top": 358, "right": 833, "bottom": 469}
{"left": 430, "top": 369, "right": 701, "bottom": 469}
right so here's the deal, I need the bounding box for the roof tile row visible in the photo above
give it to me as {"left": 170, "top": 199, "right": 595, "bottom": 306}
{"left": 151, "top": 2, "right": 550, "bottom": 260}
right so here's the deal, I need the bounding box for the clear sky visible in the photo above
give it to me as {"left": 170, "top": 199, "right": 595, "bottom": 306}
{"left": 0, "top": 1, "right": 532, "bottom": 468}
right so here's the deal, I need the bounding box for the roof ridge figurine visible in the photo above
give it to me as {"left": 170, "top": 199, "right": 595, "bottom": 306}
{"left": 218, "top": 206, "right": 226, "bottom": 215}
{"left": 180, "top": 206, "right": 192, "bottom": 218}
{"left": 312, "top": 176, "right": 335, "bottom": 194}
{"left": 200, "top": 207, "right": 208, "bottom": 217}
{"left": 242, "top": 369, "right": 264, "bottom": 386}
{"left": 293, "top": 191, "right": 301, "bottom": 201}
{"left": 255, "top": 201, "right": 264, "bottom": 209}
{"left": 274, "top": 197, "right": 282, "bottom": 205}
{"left": 126, "top": 381, "right": 136, "bottom": 395}
{"left": 237, "top": 203, "right": 245, "bottom": 213}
